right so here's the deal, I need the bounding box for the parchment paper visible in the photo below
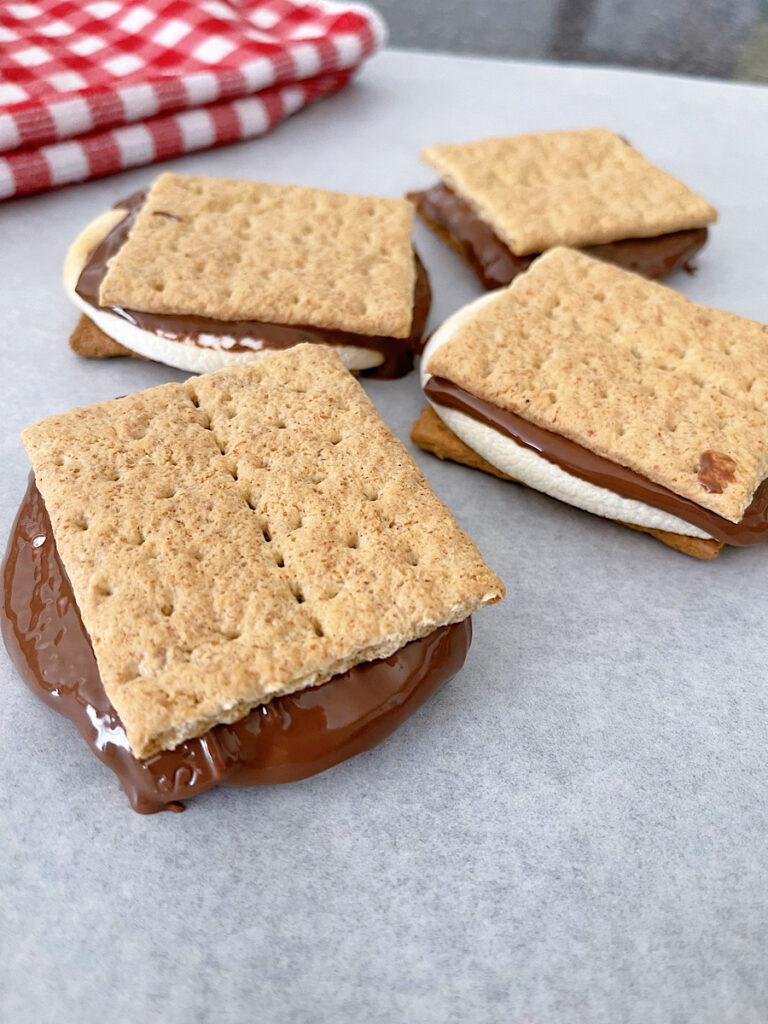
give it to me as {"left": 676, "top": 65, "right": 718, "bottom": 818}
{"left": 1, "top": 49, "right": 767, "bottom": 1024}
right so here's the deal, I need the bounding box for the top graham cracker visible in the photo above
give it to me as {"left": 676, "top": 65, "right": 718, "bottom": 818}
{"left": 426, "top": 248, "right": 768, "bottom": 523}
{"left": 22, "top": 345, "right": 503, "bottom": 759}
{"left": 98, "top": 173, "right": 418, "bottom": 338}
{"left": 421, "top": 128, "right": 717, "bottom": 255}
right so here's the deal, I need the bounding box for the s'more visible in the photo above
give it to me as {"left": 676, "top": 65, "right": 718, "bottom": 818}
{"left": 65, "top": 173, "right": 431, "bottom": 379}
{"left": 413, "top": 248, "right": 768, "bottom": 560}
{"left": 2, "top": 345, "right": 503, "bottom": 813}
{"left": 409, "top": 128, "right": 717, "bottom": 289}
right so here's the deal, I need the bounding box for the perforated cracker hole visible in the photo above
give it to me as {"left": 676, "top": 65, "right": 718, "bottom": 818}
{"left": 347, "top": 534, "right": 359, "bottom": 549}
{"left": 54, "top": 455, "right": 65, "bottom": 467}
{"left": 245, "top": 495, "right": 258, "bottom": 511}
{"left": 94, "top": 582, "right": 113, "bottom": 597}
{"left": 273, "top": 551, "right": 285, "bottom": 568}
{"left": 73, "top": 514, "right": 89, "bottom": 531}
{"left": 404, "top": 550, "right": 419, "bottom": 566}
{"left": 157, "top": 486, "right": 175, "bottom": 499}
{"left": 289, "top": 581, "right": 304, "bottom": 604}
{"left": 160, "top": 603, "right": 174, "bottom": 617}
{"left": 311, "top": 619, "right": 324, "bottom": 638}
{"left": 286, "top": 513, "right": 303, "bottom": 532}
{"left": 262, "top": 525, "right": 271, "bottom": 542}
{"left": 363, "top": 487, "right": 379, "bottom": 501}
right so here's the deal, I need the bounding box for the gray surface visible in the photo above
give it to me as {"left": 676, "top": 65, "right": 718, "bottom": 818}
{"left": 377, "top": 0, "right": 765, "bottom": 81}
{"left": 2, "top": 50, "right": 768, "bottom": 1024}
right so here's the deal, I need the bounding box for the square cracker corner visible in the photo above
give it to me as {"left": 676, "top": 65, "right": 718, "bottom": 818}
{"left": 69, "top": 314, "right": 143, "bottom": 359}
{"left": 23, "top": 344, "right": 503, "bottom": 758}
{"left": 99, "top": 173, "right": 417, "bottom": 338}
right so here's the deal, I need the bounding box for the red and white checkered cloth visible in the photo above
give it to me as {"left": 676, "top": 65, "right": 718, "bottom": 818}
{"left": 0, "top": 0, "right": 386, "bottom": 200}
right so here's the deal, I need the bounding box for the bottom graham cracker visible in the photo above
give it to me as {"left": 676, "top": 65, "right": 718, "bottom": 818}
{"left": 411, "top": 406, "right": 722, "bottom": 560}
{"left": 69, "top": 315, "right": 142, "bottom": 360}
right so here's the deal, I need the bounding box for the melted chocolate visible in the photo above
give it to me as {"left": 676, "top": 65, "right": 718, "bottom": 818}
{"left": 697, "top": 450, "right": 737, "bottom": 494}
{"left": 425, "top": 376, "right": 768, "bottom": 546}
{"left": 410, "top": 183, "right": 709, "bottom": 290}
{"left": 76, "top": 192, "right": 432, "bottom": 380}
{"left": 2, "top": 477, "right": 470, "bottom": 813}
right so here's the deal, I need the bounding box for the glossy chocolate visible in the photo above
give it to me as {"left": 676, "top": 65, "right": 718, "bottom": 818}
{"left": 410, "top": 183, "right": 709, "bottom": 290}
{"left": 425, "top": 376, "right": 768, "bottom": 546}
{"left": 76, "top": 192, "right": 432, "bottom": 379}
{"left": 697, "top": 451, "right": 737, "bottom": 494}
{"left": 2, "top": 477, "right": 471, "bottom": 813}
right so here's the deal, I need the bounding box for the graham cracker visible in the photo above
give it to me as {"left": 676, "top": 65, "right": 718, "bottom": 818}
{"left": 421, "top": 128, "right": 717, "bottom": 256}
{"left": 426, "top": 248, "right": 768, "bottom": 524}
{"left": 22, "top": 344, "right": 503, "bottom": 759}
{"left": 69, "top": 315, "right": 142, "bottom": 359}
{"left": 411, "top": 406, "right": 722, "bottom": 560}
{"left": 99, "top": 173, "right": 417, "bottom": 338}
{"left": 411, "top": 405, "right": 516, "bottom": 482}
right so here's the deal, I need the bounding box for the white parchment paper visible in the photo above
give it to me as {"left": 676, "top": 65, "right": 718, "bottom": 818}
{"left": 1, "top": 50, "right": 767, "bottom": 1024}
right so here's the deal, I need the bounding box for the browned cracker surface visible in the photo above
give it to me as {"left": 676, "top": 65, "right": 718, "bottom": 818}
{"left": 99, "top": 173, "right": 417, "bottom": 338}
{"left": 411, "top": 406, "right": 722, "bottom": 560}
{"left": 426, "top": 248, "right": 768, "bottom": 523}
{"left": 421, "top": 128, "right": 717, "bottom": 255}
{"left": 22, "top": 345, "right": 504, "bottom": 758}
{"left": 69, "top": 315, "right": 142, "bottom": 359}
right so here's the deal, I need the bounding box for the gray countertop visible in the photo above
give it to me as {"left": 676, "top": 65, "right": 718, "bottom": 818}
{"left": 2, "top": 49, "right": 768, "bottom": 1024}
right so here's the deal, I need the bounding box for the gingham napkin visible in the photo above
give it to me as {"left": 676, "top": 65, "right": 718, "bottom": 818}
{"left": 0, "top": 0, "right": 386, "bottom": 200}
